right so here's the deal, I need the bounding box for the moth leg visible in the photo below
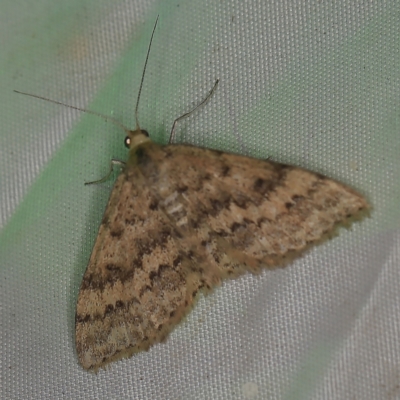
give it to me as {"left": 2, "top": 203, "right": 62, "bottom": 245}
{"left": 85, "top": 158, "right": 126, "bottom": 186}
{"left": 169, "top": 79, "right": 219, "bottom": 144}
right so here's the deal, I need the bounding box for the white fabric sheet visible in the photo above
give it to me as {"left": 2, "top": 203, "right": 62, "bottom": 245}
{"left": 1, "top": 1, "right": 399, "bottom": 399}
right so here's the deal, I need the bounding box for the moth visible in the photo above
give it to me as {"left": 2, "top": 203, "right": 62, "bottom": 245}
{"left": 16, "top": 17, "right": 369, "bottom": 371}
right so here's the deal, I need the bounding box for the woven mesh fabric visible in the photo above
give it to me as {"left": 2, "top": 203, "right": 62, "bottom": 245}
{"left": 1, "top": 1, "right": 399, "bottom": 399}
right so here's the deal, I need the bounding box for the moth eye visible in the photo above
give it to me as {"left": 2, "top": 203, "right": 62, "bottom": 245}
{"left": 124, "top": 136, "right": 131, "bottom": 148}
{"left": 141, "top": 130, "right": 149, "bottom": 137}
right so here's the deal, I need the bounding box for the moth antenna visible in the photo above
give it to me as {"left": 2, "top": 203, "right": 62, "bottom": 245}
{"left": 13, "top": 90, "right": 131, "bottom": 136}
{"left": 134, "top": 15, "right": 159, "bottom": 131}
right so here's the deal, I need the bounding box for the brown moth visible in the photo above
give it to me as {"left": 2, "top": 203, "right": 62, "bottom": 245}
{"left": 15, "top": 18, "right": 369, "bottom": 371}
{"left": 75, "top": 135, "right": 368, "bottom": 370}
{"left": 74, "top": 19, "right": 369, "bottom": 371}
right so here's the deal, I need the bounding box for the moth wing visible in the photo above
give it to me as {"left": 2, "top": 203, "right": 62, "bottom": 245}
{"left": 152, "top": 144, "right": 369, "bottom": 276}
{"left": 75, "top": 166, "right": 217, "bottom": 371}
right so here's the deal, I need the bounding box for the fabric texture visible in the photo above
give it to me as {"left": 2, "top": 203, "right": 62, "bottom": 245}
{"left": 1, "top": 1, "right": 399, "bottom": 399}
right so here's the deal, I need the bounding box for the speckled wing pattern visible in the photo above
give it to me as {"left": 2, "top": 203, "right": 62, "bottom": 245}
{"left": 75, "top": 142, "right": 369, "bottom": 370}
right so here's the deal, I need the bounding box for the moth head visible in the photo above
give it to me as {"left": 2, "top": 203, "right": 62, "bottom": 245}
{"left": 124, "top": 128, "right": 150, "bottom": 150}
